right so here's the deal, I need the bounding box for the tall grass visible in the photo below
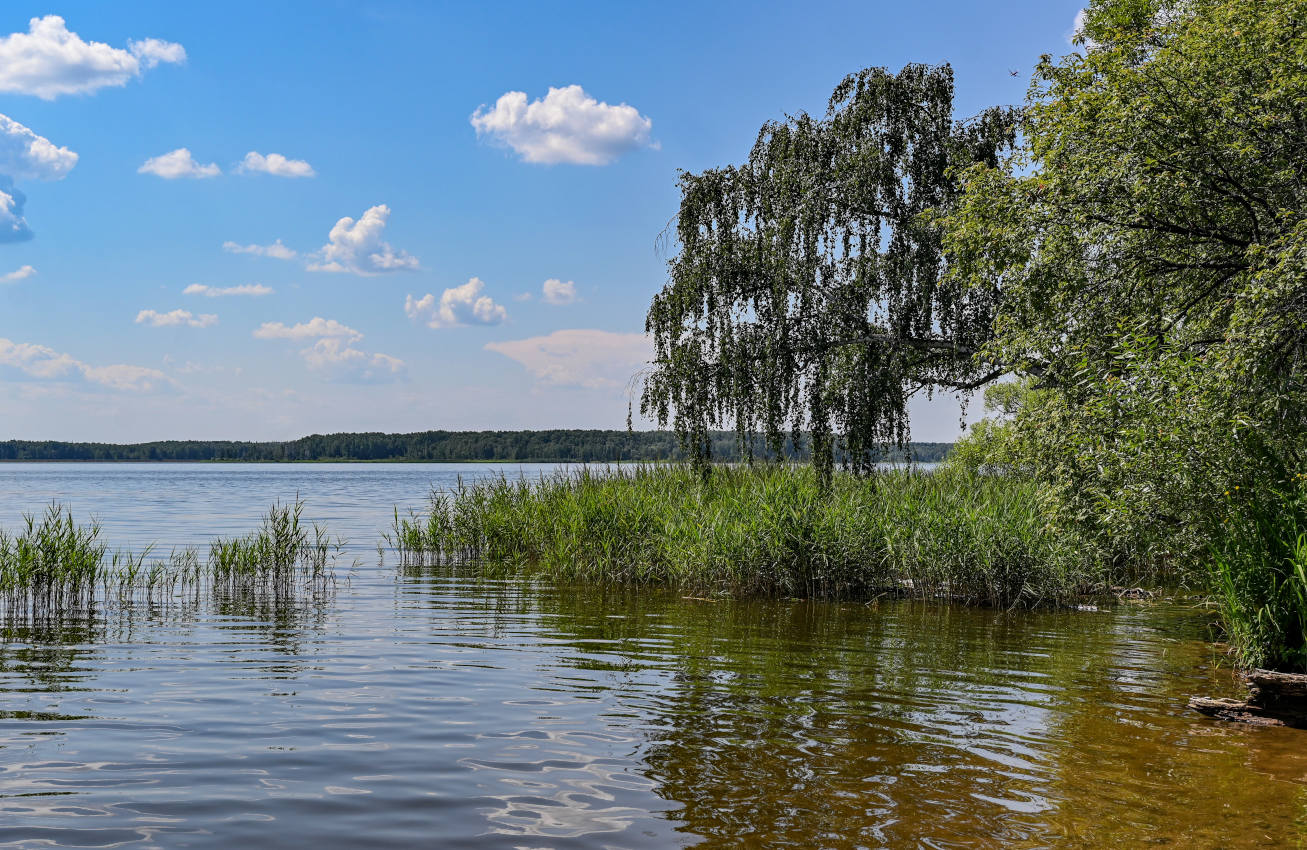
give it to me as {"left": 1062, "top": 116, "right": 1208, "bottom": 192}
{"left": 1210, "top": 481, "right": 1307, "bottom": 672}
{"left": 0, "top": 499, "right": 340, "bottom": 607}
{"left": 392, "top": 465, "right": 1098, "bottom": 605}
{"left": 209, "top": 498, "right": 336, "bottom": 591}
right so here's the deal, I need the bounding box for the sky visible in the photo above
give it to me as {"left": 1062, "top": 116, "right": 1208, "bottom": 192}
{"left": 0, "top": 1, "right": 1085, "bottom": 443}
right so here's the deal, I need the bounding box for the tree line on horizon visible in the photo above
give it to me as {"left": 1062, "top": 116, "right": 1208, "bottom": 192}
{"left": 0, "top": 431, "right": 954, "bottom": 464}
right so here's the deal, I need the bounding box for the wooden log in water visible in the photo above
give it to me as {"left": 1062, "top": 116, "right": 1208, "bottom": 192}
{"left": 1190, "top": 669, "right": 1307, "bottom": 727}
{"left": 1187, "top": 696, "right": 1297, "bottom": 727}
{"left": 1245, "top": 669, "right": 1307, "bottom": 701}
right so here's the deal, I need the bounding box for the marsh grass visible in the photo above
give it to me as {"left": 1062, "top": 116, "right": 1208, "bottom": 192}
{"left": 0, "top": 499, "right": 341, "bottom": 610}
{"left": 1210, "top": 481, "right": 1307, "bottom": 672}
{"left": 391, "top": 465, "right": 1097, "bottom": 605}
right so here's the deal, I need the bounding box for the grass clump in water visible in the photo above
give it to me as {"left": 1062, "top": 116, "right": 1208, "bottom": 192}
{"left": 208, "top": 499, "right": 336, "bottom": 592}
{"left": 0, "top": 505, "right": 129, "bottom": 604}
{"left": 0, "top": 499, "right": 340, "bottom": 606}
{"left": 392, "top": 465, "right": 1096, "bottom": 606}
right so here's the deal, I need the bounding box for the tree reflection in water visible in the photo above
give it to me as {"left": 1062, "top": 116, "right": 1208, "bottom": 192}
{"left": 400, "top": 566, "right": 1307, "bottom": 848}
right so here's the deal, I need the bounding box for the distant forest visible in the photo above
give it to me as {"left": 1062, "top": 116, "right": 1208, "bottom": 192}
{"left": 0, "top": 431, "right": 953, "bottom": 464}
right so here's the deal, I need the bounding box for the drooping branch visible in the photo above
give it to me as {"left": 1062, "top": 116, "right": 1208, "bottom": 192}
{"left": 641, "top": 65, "right": 1019, "bottom": 478}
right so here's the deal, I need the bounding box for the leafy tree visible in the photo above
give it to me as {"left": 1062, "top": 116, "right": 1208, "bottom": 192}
{"left": 946, "top": 0, "right": 1307, "bottom": 567}
{"left": 641, "top": 65, "right": 1016, "bottom": 478}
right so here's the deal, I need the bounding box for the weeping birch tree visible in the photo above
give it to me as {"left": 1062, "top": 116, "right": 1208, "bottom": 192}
{"left": 640, "top": 64, "right": 1016, "bottom": 477}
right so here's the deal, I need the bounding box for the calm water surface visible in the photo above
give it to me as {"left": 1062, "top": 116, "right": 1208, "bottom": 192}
{"left": 0, "top": 463, "right": 1304, "bottom": 848}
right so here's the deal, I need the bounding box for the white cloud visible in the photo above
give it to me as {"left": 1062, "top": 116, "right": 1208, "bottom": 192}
{"left": 471, "top": 85, "right": 654, "bottom": 165}
{"left": 129, "top": 37, "right": 186, "bottom": 69}
{"left": 184, "top": 283, "right": 273, "bottom": 297}
{"left": 1, "top": 265, "right": 35, "bottom": 283}
{"left": 0, "top": 114, "right": 78, "bottom": 181}
{"left": 0, "top": 114, "right": 76, "bottom": 242}
{"left": 0, "top": 337, "right": 170, "bottom": 391}
{"left": 82, "top": 364, "right": 174, "bottom": 392}
{"left": 541, "top": 278, "right": 578, "bottom": 305}
{"left": 237, "top": 151, "right": 315, "bottom": 178}
{"left": 0, "top": 16, "right": 185, "bottom": 99}
{"left": 309, "top": 204, "right": 418, "bottom": 275}
{"left": 138, "top": 148, "right": 220, "bottom": 179}
{"left": 253, "top": 317, "right": 363, "bottom": 343}
{"left": 253, "top": 317, "right": 403, "bottom": 383}
{"left": 0, "top": 184, "right": 32, "bottom": 243}
{"left": 406, "top": 278, "right": 507, "bottom": 328}
{"left": 486, "top": 329, "right": 651, "bottom": 389}
{"left": 222, "top": 239, "right": 297, "bottom": 259}
{"left": 135, "top": 308, "right": 218, "bottom": 328}
{"left": 300, "top": 337, "right": 406, "bottom": 384}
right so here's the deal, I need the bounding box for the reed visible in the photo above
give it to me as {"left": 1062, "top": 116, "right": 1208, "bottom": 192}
{"left": 1209, "top": 481, "right": 1307, "bottom": 672}
{"left": 392, "top": 465, "right": 1096, "bottom": 605}
{"left": 0, "top": 499, "right": 340, "bottom": 606}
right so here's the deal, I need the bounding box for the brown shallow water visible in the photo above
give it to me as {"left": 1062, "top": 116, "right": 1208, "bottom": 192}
{"left": 0, "top": 464, "right": 1305, "bottom": 848}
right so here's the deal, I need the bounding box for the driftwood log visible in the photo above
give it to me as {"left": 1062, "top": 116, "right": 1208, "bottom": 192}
{"left": 1189, "top": 669, "right": 1307, "bottom": 727}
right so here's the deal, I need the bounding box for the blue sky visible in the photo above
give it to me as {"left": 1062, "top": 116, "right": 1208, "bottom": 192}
{"left": 0, "top": 1, "right": 1084, "bottom": 442}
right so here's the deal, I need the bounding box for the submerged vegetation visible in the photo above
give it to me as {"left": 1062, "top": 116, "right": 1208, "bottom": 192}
{"left": 0, "top": 500, "right": 340, "bottom": 608}
{"left": 391, "top": 465, "right": 1098, "bottom": 606}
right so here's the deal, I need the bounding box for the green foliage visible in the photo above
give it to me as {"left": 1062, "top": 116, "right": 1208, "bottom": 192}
{"left": 1210, "top": 478, "right": 1307, "bottom": 672}
{"left": 642, "top": 65, "right": 1015, "bottom": 477}
{"left": 392, "top": 465, "right": 1098, "bottom": 606}
{"left": 944, "top": 0, "right": 1307, "bottom": 569}
{"left": 940, "top": 0, "right": 1307, "bottom": 665}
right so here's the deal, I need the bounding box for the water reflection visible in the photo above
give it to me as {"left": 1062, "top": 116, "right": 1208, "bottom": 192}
{"left": 399, "top": 568, "right": 1307, "bottom": 848}
{"left": 0, "top": 558, "right": 1304, "bottom": 847}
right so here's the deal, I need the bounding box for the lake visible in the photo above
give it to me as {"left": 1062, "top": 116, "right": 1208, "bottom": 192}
{"left": 0, "top": 463, "right": 1304, "bottom": 848}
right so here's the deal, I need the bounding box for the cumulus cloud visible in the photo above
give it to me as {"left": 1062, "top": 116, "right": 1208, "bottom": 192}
{"left": 1, "top": 265, "right": 35, "bottom": 283}
{"left": 0, "top": 16, "right": 185, "bottom": 99}
{"left": 129, "top": 37, "right": 186, "bottom": 69}
{"left": 184, "top": 283, "right": 273, "bottom": 297}
{"left": 309, "top": 204, "right": 418, "bottom": 275}
{"left": 135, "top": 308, "right": 218, "bottom": 328}
{"left": 405, "top": 278, "right": 507, "bottom": 328}
{"left": 0, "top": 337, "right": 170, "bottom": 391}
{"left": 237, "top": 151, "right": 315, "bottom": 178}
{"left": 300, "top": 338, "right": 406, "bottom": 383}
{"left": 0, "top": 114, "right": 78, "bottom": 181}
{"left": 253, "top": 317, "right": 364, "bottom": 342}
{"left": 222, "top": 239, "right": 297, "bottom": 260}
{"left": 138, "top": 148, "right": 220, "bottom": 179}
{"left": 0, "top": 114, "right": 77, "bottom": 242}
{"left": 541, "top": 278, "right": 578, "bottom": 305}
{"left": 485, "top": 329, "right": 651, "bottom": 389}
{"left": 471, "top": 85, "right": 654, "bottom": 165}
{"left": 253, "top": 317, "right": 403, "bottom": 383}
{"left": 0, "top": 183, "right": 32, "bottom": 243}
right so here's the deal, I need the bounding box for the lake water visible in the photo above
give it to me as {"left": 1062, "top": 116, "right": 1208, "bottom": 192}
{"left": 1, "top": 463, "right": 1304, "bottom": 848}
